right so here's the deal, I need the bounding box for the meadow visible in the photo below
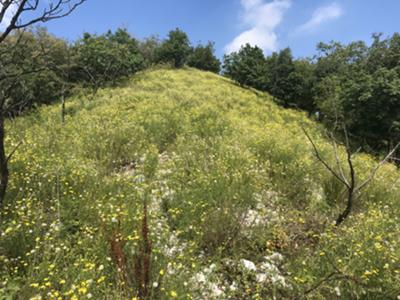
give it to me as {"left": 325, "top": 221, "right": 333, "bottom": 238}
{"left": 0, "top": 68, "right": 399, "bottom": 299}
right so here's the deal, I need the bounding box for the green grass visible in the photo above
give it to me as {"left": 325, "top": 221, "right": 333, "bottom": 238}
{"left": 0, "top": 67, "right": 399, "bottom": 299}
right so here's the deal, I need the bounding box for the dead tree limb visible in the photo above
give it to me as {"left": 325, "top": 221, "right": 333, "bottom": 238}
{"left": 302, "top": 126, "right": 400, "bottom": 226}
{"left": 0, "top": 0, "right": 87, "bottom": 44}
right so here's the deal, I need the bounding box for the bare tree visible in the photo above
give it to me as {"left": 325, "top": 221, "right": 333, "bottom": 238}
{"left": 0, "top": 0, "right": 87, "bottom": 209}
{"left": 303, "top": 126, "right": 400, "bottom": 226}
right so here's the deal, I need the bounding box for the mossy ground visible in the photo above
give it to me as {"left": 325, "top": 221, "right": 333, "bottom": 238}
{"left": 0, "top": 68, "right": 399, "bottom": 299}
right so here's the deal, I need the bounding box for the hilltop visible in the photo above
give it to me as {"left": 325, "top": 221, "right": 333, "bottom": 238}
{"left": 0, "top": 68, "right": 399, "bottom": 299}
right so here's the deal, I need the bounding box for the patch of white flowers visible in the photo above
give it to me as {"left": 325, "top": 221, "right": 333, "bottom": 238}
{"left": 128, "top": 152, "right": 292, "bottom": 299}
{"left": 188, "top": 252, "right": 290, "bottom": 299}
{"left": 190, "top": 263, "right": 226, "bottom": 299}
{"left": 241, "top": 253, "right": 290, "bottom": 289}
{"left": 242, "top": 191, "right": 283, "bottom": 231}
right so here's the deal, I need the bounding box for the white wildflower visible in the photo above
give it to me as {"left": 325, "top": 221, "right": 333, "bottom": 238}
{"left": 256, "top": 273, "right": 267, "bottom": 283}
{"left": 194, "top": 272, "right": 207, "bottom": 283}
{"left": 241, "top": 259, "right": 256, "bottom": 271}
{"left": 210, "top": 283, "right": 223, "bottom": 297}
{"left": 229, "top": 282, "right": 238, "bottom": 291}
{"left": 334, "top": 286, "right": 341, "bottom": 297}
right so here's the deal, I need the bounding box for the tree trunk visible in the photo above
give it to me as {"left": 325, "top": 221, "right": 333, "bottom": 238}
{"left": 335, "top": 191, "right": 353, "bottom": 226}
{"left": 0, "top": 114, "right": 9, "bottom": 209}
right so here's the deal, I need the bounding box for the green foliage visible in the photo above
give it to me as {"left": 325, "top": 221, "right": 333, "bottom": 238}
{"left": 71, "top": 29, "right": 143, "bottom": 91}
{"left": 187, "top": 42, "right": 221, "bottom": 73}
{"left": 157, "top": 28, "right": 191, "bottom": 68}
{"left": 223, "top": 34, "right": 400, "bottom": 157}
{"left": 223, "top": 43, "right": 267, "bottom": 90}
{"left": 264, "top": 49, "right": 316, "bottom": 112}
{"left": 138, "top": 36, "right": 162, "bottom": 68}
{"left": 289, "top": 59, "right": 316, "bottom": 112}
{"left": 315, "top": 34, "right": 400, "bottom": 152}
{"left": 0, "top": 27, "right": 145, "bottom": 116}
{"left": 264, "top": 48, "right": 296, "bottom": 107}
{"left": 0, "top": 28, "right": 68, "bottom": 114}
{"left": 223, "top": 46, "right": 316, "bottom": 112}
{"left": 0, "top": 68, "right": 399, "bottom": 299}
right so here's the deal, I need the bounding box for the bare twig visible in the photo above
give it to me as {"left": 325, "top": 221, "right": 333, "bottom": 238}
{"left": 303, "top": 125, "right": 399, "bottom": 226}
{"left": 302, "top": 127, "right": 349, "bottom": 188}
{"left": 0, "top": 0, "right": 87, "bottom": 44}
{"left": 356, "top": 142, "right": 400, "bottom": 193}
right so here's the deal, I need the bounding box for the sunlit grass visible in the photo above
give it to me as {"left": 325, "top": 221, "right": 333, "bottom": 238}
{"left": 0, "top": 67, "right": 399, "bottom": 299}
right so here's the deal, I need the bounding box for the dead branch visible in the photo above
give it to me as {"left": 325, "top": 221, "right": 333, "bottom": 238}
{"left": 303, "top": 125, "right": 399, "bottom": 226}
{"left": 356, "top": 142, "right": 400, "bottom": 193}
{"left": 302, "top": 127, "right": 350, "bottom": 188}
{"left": 0, "top": 0, "right": 87, "bottom": 44}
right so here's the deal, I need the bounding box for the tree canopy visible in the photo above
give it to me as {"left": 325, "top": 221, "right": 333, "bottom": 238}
{"left": 188, "top": 42, "right": 220, "bottom": 73}
{"left": 157, "top": 28, "right": 191, "bottom": 68}
{"left": 222, "top": 34, "right": 400, "bottom": 157}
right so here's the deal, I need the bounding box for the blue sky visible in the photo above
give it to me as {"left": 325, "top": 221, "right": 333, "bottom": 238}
{"left": 31, "top": 0, "right": 400, "bottom": 58}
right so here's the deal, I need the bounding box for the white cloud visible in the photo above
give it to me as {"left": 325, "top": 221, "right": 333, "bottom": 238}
{"left": 225, "top": 0, "right": 291, "bottom": 54}
{"left": 241, "top": 0, "right": 263, "bottom": 10}
{"left": 296, "top": 2, "right": 343, "bottom": 33}
{"left": 225, "top": 28, "right": 278, "bottom": 54}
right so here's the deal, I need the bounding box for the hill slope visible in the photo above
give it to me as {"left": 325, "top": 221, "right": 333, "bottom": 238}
{"left": 1, "top": 68, "right": 399, "bottom": 299}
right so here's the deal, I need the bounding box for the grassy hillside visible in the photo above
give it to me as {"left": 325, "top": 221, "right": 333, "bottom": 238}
{"left": 1, "top": 68, "right": 399, "bottom": 299}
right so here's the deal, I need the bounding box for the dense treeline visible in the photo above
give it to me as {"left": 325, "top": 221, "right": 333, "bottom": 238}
{"left": 1, "top": 26, "right": 399, "bottom": 158}
{"left": 223, "top": 35, "right": 400, "bottom": 157}
{"left": 0, "top": 27, "right": 220, "bottom": 114}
